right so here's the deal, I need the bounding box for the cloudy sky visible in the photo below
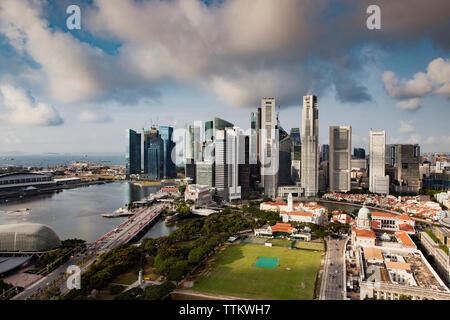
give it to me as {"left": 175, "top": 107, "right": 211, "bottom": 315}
{"left": 0, "top": 0, "right": 449, "bottom": 156}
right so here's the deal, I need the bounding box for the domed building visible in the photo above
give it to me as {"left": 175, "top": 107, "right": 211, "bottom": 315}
{"left": 0, "top": 223, "right": 61, "bottom": 252}
{"left": 356, "top": 206, "right": 371, "bottom": 229}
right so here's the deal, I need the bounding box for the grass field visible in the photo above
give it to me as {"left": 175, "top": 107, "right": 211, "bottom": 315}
{"left": 191, "top": 243, "right": 322, "bottom": 300}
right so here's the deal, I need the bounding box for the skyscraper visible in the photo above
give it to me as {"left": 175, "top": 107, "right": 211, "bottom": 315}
{"left": 144, "top": 127, "right": 163, "bottom": 179}
{"left": 126, "top": 129, "right": 141, "bottom": 178}
{"left": 329, "top": 126, "right": 351, "bottom": 192}
{"left": 260, "top": 98, "right": 279, "bottom": 198}
{"left": 354, "top": 147, "right": 366, "bottom": 159}
{"left": 395, "top": 144, "right": 420, "bottom": 194}
{"left": 290, "top": 128, "right": 301, "bottom": 185}
{"left": 184, "top": 124, "right": 201, "bottom": 182}
{"left": 159, "top": 126, "right": 176, "bottom": 178}
{"left": 301, "top": 95, "right": 319, "bottom": 197}
{"left": 320, "top": 144, "right": 329, "bottom": 162}
{"left": 369, "top": 130, "right": 389, "bottom": 194}
{"left": 226, "top": 127, "right": 246, "bottom": 200}
{"left": 214, "top": 129, "right": 228, "bottom": 200}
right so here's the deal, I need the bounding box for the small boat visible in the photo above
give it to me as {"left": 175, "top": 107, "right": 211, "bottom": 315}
{"left": 0, "top": 208, "right": 31, "bottom": 215}
{"left": 101, "top": 207, "right": 133, "bottom": 218}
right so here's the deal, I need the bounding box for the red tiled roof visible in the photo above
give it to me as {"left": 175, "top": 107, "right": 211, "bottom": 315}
{"left": 395, "top": 231, "right": 416, "bottom": 248}
{"left": 372, "top": 220, "right": 381, "bottom": 229}
{"left": 270, "top": 222, "right": 295, "bottom": 234}
{"left": 398, "top": 214, "right": 412, "bottom": 221}
{"left": 281, "top": 211, "right": 313, "bottom": 217}
{"left": 399, "top": 224, "right": 415, "bottom": 233}
{"left": 371, "top": 212, "right": 396, "bottom": 218}
{"left": 355, "top": 229, "right": 376, "bottom": 239}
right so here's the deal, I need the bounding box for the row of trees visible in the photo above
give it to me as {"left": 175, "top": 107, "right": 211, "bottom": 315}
{"left": 36, "top": 239, "right": 86, "bottom": 271}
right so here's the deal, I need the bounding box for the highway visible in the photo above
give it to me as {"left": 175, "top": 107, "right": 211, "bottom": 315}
{"left": 13, "top": 203, "right": 167, "bottom": 300}
{"left": 320, "top": 236, "right": 347, "bottom": 300}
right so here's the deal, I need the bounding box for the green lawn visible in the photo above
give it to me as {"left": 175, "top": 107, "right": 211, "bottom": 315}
{"left": 192, "top": 243, "right": 322, "bottom": 300}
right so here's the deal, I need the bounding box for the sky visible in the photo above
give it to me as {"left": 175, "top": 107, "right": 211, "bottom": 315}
{"left": 0, "top": 0, "right": 449, "bottom": 158}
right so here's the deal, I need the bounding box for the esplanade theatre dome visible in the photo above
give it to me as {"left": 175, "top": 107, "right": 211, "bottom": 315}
{"left": 0, "top": 223, "right": 61, "bottom": 252}
{"left": 358, "top": 206, "right": 371, "bottom": 219}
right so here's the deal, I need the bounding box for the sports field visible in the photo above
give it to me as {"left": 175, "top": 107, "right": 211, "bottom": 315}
{"left": 191, "top": 243, "right": 322, "bottom": 300}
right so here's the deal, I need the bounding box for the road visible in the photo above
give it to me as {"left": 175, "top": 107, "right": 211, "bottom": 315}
{"left": 12, "top": 203, "right": 166, "bottom": 300}
{"left": 320, "top": 236, "right": 347, "bottom": 300}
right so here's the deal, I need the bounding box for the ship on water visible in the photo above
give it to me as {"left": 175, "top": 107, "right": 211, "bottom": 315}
{"left": 101, "top": 207, "right": 133, "bottom": 218}
{"left": 0, "top": 208, "right": 31, "bottom": 215}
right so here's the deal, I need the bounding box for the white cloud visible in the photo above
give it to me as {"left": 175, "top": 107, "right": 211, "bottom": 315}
{"left": 382, "top": 57, "right": 450, "bottom": 111}
{"left": 407, "top": 133, "right": 421, "bottom": 144}
{"left": 399, "top": 120, "right": 414, "bottom": 133}
{"left": 396, "top": 98, "right": 422, "bottom": 111}
{"left": 0, "top": 84, "right": 63, "bottom": 126}
{"left": 382, "top": 71, "right": 432, "bottom": 99}
{"left": 77, "top": 110, "right": 112, "bottom": 123}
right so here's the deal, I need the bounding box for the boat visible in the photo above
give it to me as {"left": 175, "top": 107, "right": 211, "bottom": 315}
{"left": 0, "top": 208, "right": 31, "bottom": 215}
{"left": 101, "top": 207, "right": 134, "bottom": 218}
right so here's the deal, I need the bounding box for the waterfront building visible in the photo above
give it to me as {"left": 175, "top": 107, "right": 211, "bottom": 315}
{"left": 0, "top": 172, "right": 55, "bottom": 191}
{"left": 301, "top": 95, "right": 319, "bottom": 197}
{"left": 184, "top": 184, "right": 213, "bottom": 206}
{"left": 329, "top": 126, "right": 351, "bottom": 192}
{"left": 0, "top": 223, "right": 61, "bottom": 252}
{"left": 144, "top": 127, "right": 164, "bottom": 179}
{"left": 369, "top": 130, "right": 389, "bottom": 194}
{"left": 260, "top": 98, "right": 279, "bottom": 198}
{"left": 394, "top": 144, "right": 421, "bottom": 194}
{"left": 159, "top": 126, "right": 177, "bottom": 178}
{"left": 126, "top": 129, "right": 141, "bottom": 177}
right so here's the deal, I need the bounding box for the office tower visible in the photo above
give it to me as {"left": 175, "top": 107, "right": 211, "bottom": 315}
{"left": 184, "top": 124, "right": 201, "bottom": 182}
{"left": 279, "top": 134, "right": 292, "bottom": 186}
{"left": 250, "top": 108, "right": 262, "bottom": 188}
{"left": 354, "top": 148, "right": 366, "bottom": 159}
{"left": 196, "top": 161, "right": 215, "bottom": 187}
{"left": 239, "top": 135, "right": 251, "bottom": 200}
{"left": 329, "top": 126, "right": 352, "bottom": 192}
{"left": 301, "top": 95, "right": 319, "bottom": 197}
{"left": 214, "top": 130, "right": 228, "bottom": 200}
{"left": 205, "top": 117, "right": 234, "bottom": 142}
{"left": 320, "top": 144, "right": 329, "bottom": 162}
{"left": 369, "top": 130, "right": 389, "bottom": 194}
{"left": 395, "top": 144, "right": 421, "bottom": 193}
{"left": 143, "top": 127, "right": 163, "bottom": 179}
{"left": 159, "top": 126, "right": 176, "bottom": 178}
{"left": 290, "top": 128, "right": 301, "bottom": 185}
{"left": 126, "top": 129, "right": 141, "bottom": 178}
{"left": 290, "top": 128, "right": 301, "bottom": 149}
{"left": 260, "top": 98, "right": 279, "bottom": 198}
{"left": 226, "top": 127, "right": 246, "bottom": 201}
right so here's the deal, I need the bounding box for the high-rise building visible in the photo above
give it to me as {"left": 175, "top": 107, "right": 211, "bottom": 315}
{"left": 226, "top": 127, "right": 246, "bottom": 201}
{"left": 250, "top": 111, "right": 258, "bottom": 165}
{"left": 260, "top": 98, "right": 279, "bottom": 198}
{"left": 301, "top": 95, "right": 319, "bottom": 197}
{"left": 196, "top": 161, "right": 215, "bottom": 187}
{"left": 184, "top": 124, "right": 201, "bottom": 182}
{"left": 214, "top": 129, "right": 228, "bottom": 200}
{"left": 369, "top": 130, "right": 389, "bottom": 194}
{"left": 290, "top": 130, "right": 301, "bottom": 185}
{"left": 159, "top": 126, "right": 176, "bottom": 178}
{"left": 394, "top": 144, "right": 421, "bottom": 194}
{"left": 320, "top": 144, "right": 329, "bottom": 162}
{"left": 143, "top": 127, "right": 164, "bottom": 179}
{"left": 126, "top": 129, "right": 141, "bottom": 178}
{"left": 250, "top": 108, "right": 262, "bottom": 188}
{"left": 279, "top": 134, "right": 292, "bottom": 186}
{"left": 329, "top": 126, "right": 352, "bottom": 192}
{"left": 354, "top": 148, "right": 366, "bottom": 159}
{"left": 205, "top": 117, "right": 234, "bottom": 142}
{"left": 239, "top": 135, "right": 251, "bottom": 200}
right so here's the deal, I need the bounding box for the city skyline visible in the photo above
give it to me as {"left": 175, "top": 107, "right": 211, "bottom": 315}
{"left": 0, "top": 0, "right": 449, "bottom": 155}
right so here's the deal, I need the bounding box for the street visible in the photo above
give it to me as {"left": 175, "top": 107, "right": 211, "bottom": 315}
{"left": 320, "top": 236, "right": 347, "bottom": 300}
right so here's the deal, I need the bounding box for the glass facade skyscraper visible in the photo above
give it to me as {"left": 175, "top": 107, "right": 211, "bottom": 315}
{"left": 159, "top": 126, "right": 177, "bottom": 178}
{"left": 144, "top": 128, "right": 163, "bottom": 179}
{"left": 126, "top": 129, "right": 141, "bottom": 178}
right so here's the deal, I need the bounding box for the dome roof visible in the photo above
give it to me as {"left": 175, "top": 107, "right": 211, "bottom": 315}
{"left": 358, "top": 206, "right": 370, "bottom": 219}
{"left": 0, "top": 223, "right": 61, "bottom": 252}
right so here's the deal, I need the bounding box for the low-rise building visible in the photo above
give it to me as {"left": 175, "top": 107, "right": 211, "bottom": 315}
{"left": 184, "top": 184, "right": 212, "bottom": 206}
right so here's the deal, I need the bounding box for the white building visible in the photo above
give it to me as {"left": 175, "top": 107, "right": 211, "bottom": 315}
{"left": 369, "top": 130, "right": 389, "bottom": 194}
{"left": 260, "top": 98, "right": 279, "bottom": 198}
{"left": 184, "top": 184, "right": 212, "bottom": 206}
{"left": 329, "top": 126, "right": 351, "bottom": 192}
{"left": 301, "top": 95, "right": 319, "bottom": 197}
{"left": 226, "top": 127, "right": 245, "bottom": 201}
